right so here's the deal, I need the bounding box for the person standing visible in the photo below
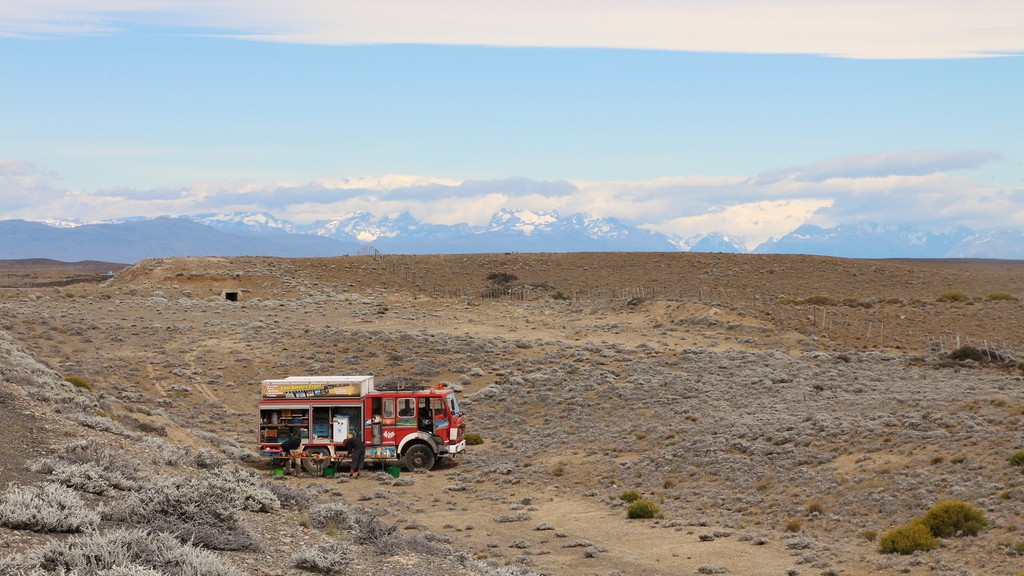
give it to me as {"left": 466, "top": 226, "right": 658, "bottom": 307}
{"left": 343, "top": 432, "right": 366, "bottom": 479}
{"left": 280, "top": 432, "right": 303, "bottom": 476}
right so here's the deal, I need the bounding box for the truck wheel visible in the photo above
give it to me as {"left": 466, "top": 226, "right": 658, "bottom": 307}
{"left": 404, "top": 444, "right": 435, "bottom": 471}
{"left": 302, "top": 447, "right": 330, "bottom": 474}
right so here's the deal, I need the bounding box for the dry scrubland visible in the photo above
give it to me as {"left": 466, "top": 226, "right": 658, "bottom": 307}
{"left": 1, "top": 252, "right": 1024, "bottom": 576}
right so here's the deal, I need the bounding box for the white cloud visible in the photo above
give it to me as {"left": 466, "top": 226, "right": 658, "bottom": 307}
{"left": 647, "top": 198, "right": 835, "bottom": 248}
{"left": 3, "top": 1, "right": 1023, "bottom": 59}
{"left": 753, "top": 150, "right": 1002, "bottom": 184}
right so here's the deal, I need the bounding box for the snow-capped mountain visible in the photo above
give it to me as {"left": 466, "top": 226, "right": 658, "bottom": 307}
{"left": 674, "top": 232, "right": 748, "bottom": 253}
{"left": 947, "top": 229, "right": 1024, "bottom": 260}
{"left": 0, "top": 217, "right": 358, "bottom": 262}
{"left": 309, "top": 211, "right": 472, "bottom": 243}
{"left": 485, "top": 209, "right": 560, "bottom": 235}
{"left": 5, "top": 211, "right": 1024, "bottom": 261}
{"left": 192, "top": 211, "right": 294, "bottom": 235}
{"left": 753, "top": 223, "right": 972, "bottom": 258}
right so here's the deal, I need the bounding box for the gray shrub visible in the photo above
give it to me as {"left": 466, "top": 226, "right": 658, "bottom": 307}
{"left": 30, "top": 459, "right": 139, "bottom": 495}
{"left": 290, "top": 542, "right": 356, "bottom": 574}
{"left": 102, "top": 473, "right": 263, "bottom": 551}
{"left": 0, "top": 482, "right": 100, "bottom": 533}
{"left": 307, "top": 501, "right": 356, "bottom": 530}
{"left": 33, "top": 528, "right": 243, "bottom": 575}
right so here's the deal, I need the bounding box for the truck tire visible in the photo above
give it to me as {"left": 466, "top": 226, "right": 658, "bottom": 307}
{"left": 404, "top": 444, "right": 435, "bottom": 471}
{"left": 302, "top": 447, "right": 331, "bottom": 475}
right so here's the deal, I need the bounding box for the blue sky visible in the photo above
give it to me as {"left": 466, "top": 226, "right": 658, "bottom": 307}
{"left": 2, "top": 2, "right": 1023, "bottom": 247}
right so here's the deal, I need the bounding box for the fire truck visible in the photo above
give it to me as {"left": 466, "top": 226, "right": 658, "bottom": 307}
{"left": 257, "top": 375, "right": 466, "bottom": 473}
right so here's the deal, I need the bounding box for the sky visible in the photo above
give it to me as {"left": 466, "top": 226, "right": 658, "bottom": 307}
{"left": 1, "top": 1, "right": 1023, "bottom": 248}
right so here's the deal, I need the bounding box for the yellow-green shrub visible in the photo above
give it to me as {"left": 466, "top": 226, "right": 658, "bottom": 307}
{"left": 987, "top": 292, "right": 1018, "bottom": 301}
{"left": 1009, "top": 451, "right": 1024, "bottom": 467}
{"left": 878, "top": 522, "right": 938, "bottom": 554}
{"left": 920, "top": 500, "right": 987, "bottom": 537}
{"left": 64, "top": 376, "right": 92, "bottom": 392}
{"left": 619, "top": 490, "right": 642, "bottom": 503}
{"left": 936, "top": 290, "right": 969, "bottom": 302}
{"left": 626, "top": 499, "right": 661, "bottom": 519}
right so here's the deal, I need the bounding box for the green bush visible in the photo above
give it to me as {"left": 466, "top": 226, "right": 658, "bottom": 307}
{"left": 619, "top": 490, "right": 642, "bottom": 503}
{"left": 920, "top": 500, "right": 987, "bottom": 537}
{"left": 551, "top": 291, "right": 571, "bottom": 301}
{"left": 63, "top": 375, "right": 92, "bottom": 391}
{"left": 862, "top": 529, "right": 878, "bottom": 542}
{"left": 626, "top": 499, "right": 661, "bottom": 519}
{"left": 878, "top": 522, "right": 938, "bottom": 554}
{"left": 987, "top": 292, "right": 1018, "bottom": 301}
{"left": 464, "top": 433, "right": 484, "bottom": 446}
{"left": 936, "top": 290, "right": 969, "bottom": 302}
{"left": 1009, "top": 451, "right": 1024, "bottom": 467}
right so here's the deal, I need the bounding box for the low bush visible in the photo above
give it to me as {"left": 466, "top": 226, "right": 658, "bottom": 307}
{"left": 69, "top": 414, "right": 133, "bottom": 437}
{"left": 784, "top": 518, "right": 802, "bottom": 533}
{"left": 63, "top": 375, "right": 92, "bottom": 391}
{"left": 46, "top": 461, "right": 139, "bottom": 495}
{"left": 936, "top": 290, "right": 969, "bottom": 302}
{"left": 987, "top": 292, "right": 1018, "bottom": 301}
{"left": 353, "top": 515, "right": 405, "bottom": 555}
{"left": 103, "top": 474, "right": 263, "bottom": 551}
{"left": 878, "top": 522, "right": 938, "bottom": 554}
{"left": 626, "top": 499, "right": 661, "bottom": 519}
{"left": 464, "top": 433, "right": 484, "bottom": 446}
{"left": 267, "top": 481, "right": 311, "bottom": 510}
{"left": 291, "top": 541, "right": 356, "bottom": 574}
{"left": 947, "top": 346, "right": 986, "bottom": 362}
{"left": 308, "top": 501, "right": 356, "bottom": 530}
{"left": 204, "top": 467, "right": 280, "bottom": 513}
{"left": 34, "top": 528, "right": 242, "bottom": 575}
{"left": 920, "top": 500, "right": 987, "bottom": 537}
{"left": 0, "top": 482, "right": 100, "bottom": 533}
{"left": 1009, "top": 451, "right": 1024, "bottom": 468}
{"left": 619, "top": 490, "right": 642, "bottom": 503}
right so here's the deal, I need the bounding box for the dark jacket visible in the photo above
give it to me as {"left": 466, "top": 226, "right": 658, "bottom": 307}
{"left": 280, "top": 436, "right": 302, "bottom": 454}
{"left": 343, "top": 436, "right": 365, "bottom": 456}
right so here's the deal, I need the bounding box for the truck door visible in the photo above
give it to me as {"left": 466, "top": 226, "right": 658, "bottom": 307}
{"left": 417, "top": 397, "right": 435, "bottom": 432}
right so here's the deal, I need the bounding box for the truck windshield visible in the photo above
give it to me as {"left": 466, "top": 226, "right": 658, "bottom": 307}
{"left": 446, "top": 392, "right": 461, "bottom": 416}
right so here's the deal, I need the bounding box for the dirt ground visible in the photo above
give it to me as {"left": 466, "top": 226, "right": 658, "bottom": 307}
{"left": 1, "top": 253, "right": 1023, "bottom": 575}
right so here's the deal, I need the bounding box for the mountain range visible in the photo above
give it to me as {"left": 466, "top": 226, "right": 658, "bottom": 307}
{"left": 2, "top": 209, "right": 1022, "bottom": 262}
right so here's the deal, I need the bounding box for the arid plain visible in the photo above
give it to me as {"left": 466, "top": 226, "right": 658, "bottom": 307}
{"left": 2, "top": 253, "right": 1024, "bottom": 576}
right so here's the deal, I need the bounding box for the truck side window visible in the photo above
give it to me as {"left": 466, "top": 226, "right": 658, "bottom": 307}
{"left": 398, "top": 398, "right": 415, "bottom": 417}
{"left": 383, "top": 398, "right": 396, "bottom": 419}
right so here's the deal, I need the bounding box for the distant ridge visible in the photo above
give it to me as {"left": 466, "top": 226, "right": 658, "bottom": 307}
{"left": 3, "top": 212, "right": 1022, "bottom": 261}
{"left": 0, "top": 218, "right": 358, "bottom": 262}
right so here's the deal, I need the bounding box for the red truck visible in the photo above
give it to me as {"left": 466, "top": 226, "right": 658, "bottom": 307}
{"left": 258, "top": 375, "right": 466, "bottom": 473}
